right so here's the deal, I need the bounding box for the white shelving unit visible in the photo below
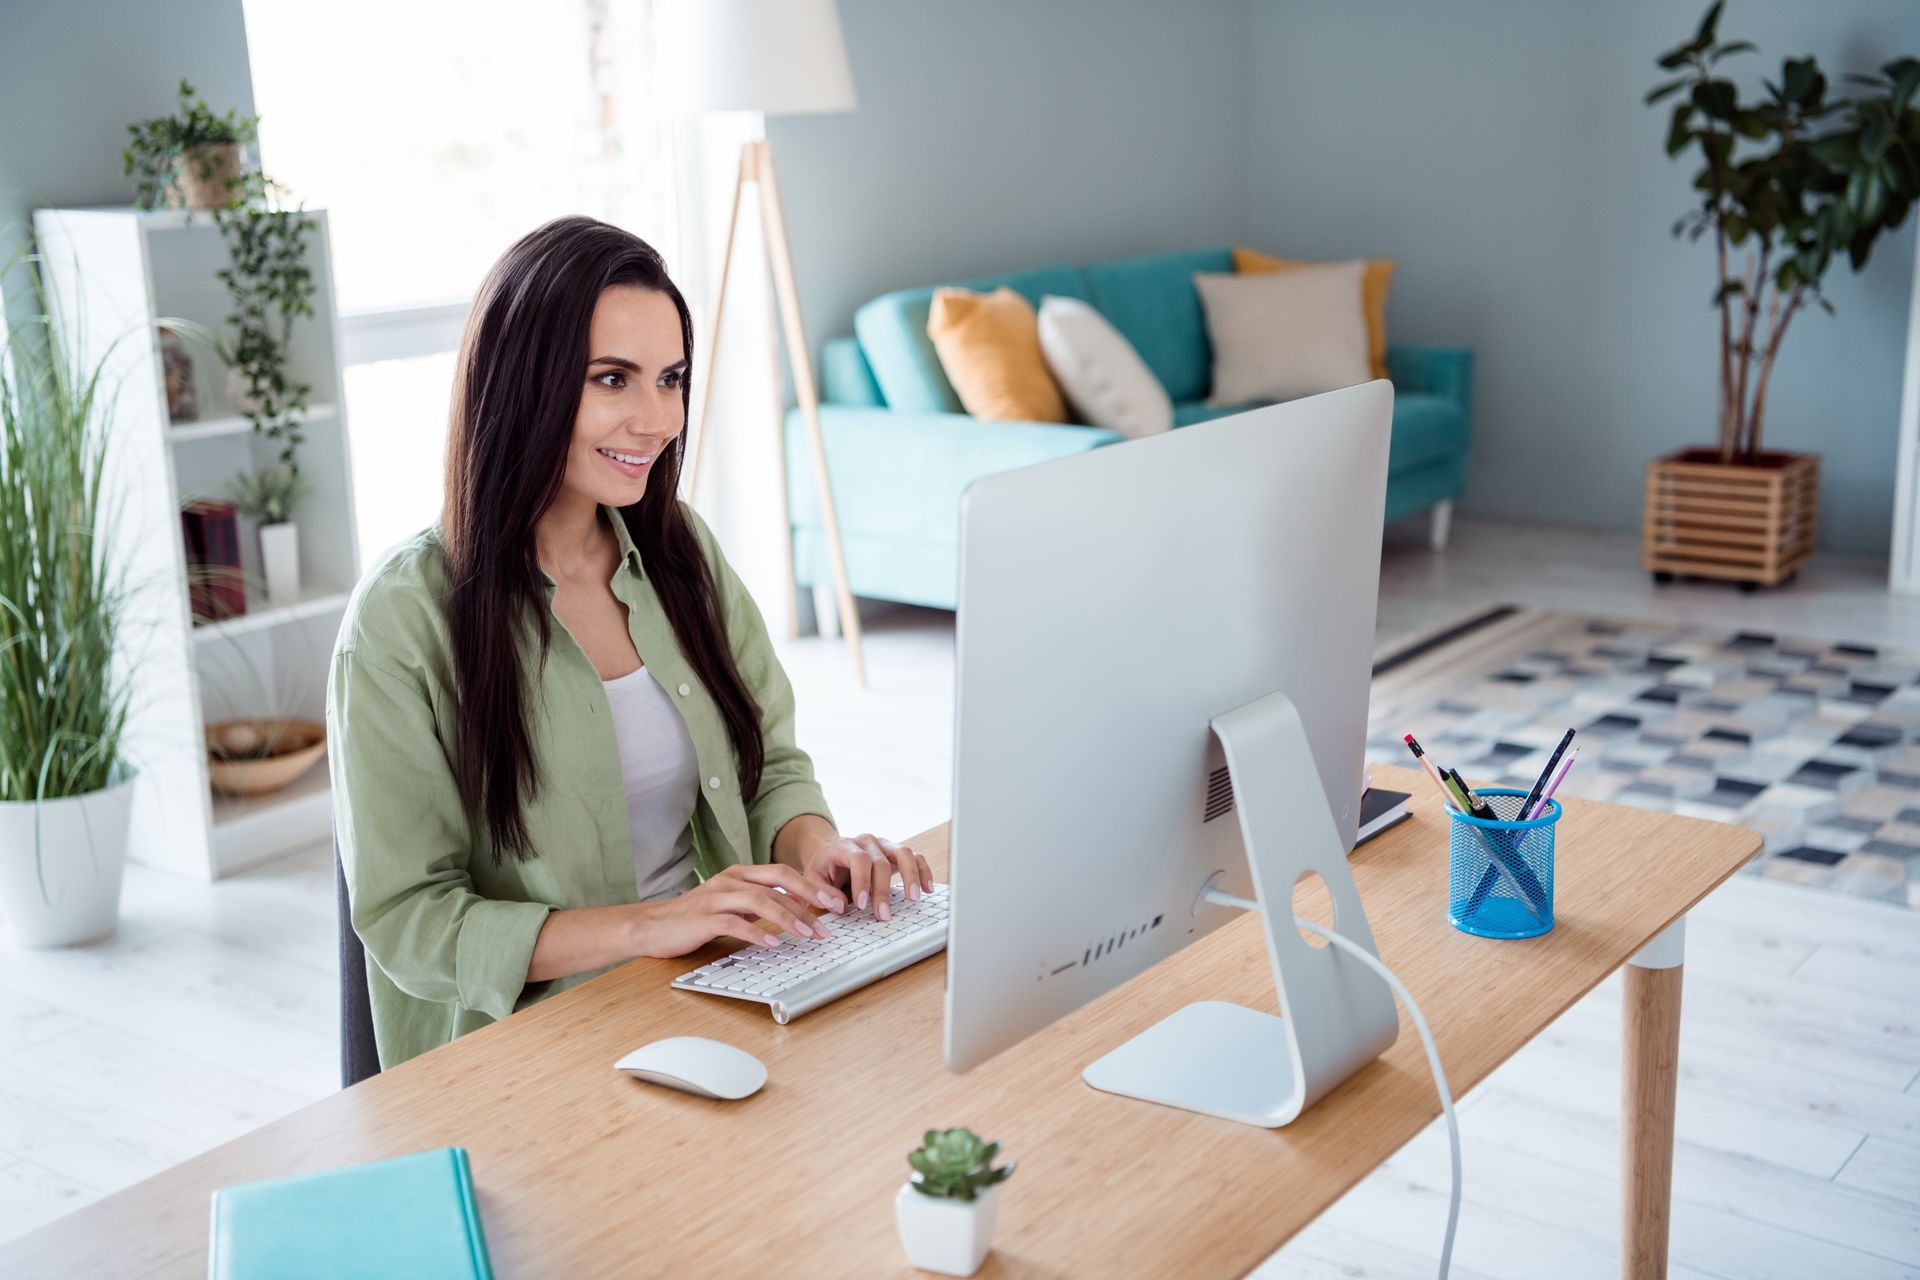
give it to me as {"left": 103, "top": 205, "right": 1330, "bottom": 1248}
{"left": 32, "top": 205, "right": 361, "bottom": 880}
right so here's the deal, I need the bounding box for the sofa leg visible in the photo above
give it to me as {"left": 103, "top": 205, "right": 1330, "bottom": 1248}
{"left": 813, "top": 582, "right": 840, "bottom": 639}
{"left": 1429, "top": 500, "right": 1454, "bottom": 552}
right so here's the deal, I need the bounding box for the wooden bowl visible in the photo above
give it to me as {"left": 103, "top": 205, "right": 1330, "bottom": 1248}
{"left": 205, "top": 718, "right": 328, "bottom": 797}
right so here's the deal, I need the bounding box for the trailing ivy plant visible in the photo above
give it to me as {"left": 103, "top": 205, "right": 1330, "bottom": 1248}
{"left": 211, "top": 174, "right": 317, "bottom": 470}
{"left": 1650, "top": 3, "right": 1920, "bottom": 463}
{"left": 124, "top": 81, "right": 317, "bottom": 471}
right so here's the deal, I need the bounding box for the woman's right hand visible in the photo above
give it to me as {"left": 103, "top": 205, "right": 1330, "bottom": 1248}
{"left": 630, "top": 862, "right": 847, "bottom": 959}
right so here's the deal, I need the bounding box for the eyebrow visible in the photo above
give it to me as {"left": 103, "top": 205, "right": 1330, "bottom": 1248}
{"left": 588, "top": 355, "right": 688, "bottom": 373}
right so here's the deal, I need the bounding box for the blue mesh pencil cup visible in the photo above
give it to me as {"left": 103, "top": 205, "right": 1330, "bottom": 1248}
{"left": 1446, "top": 788, "right": 1560, "bottom": 939}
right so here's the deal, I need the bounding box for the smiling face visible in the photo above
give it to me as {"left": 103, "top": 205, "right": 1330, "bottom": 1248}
{"left": 559, "top": 284, "right": 689, "bottom": 511}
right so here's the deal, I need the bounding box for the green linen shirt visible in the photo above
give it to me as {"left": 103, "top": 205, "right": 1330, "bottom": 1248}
{"left": 327, "top": 503, "right": 834, "bottom": 1069}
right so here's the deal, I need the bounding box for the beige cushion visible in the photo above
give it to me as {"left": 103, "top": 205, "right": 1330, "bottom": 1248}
{"left": 1194, "top": 261, "right": 1371, "bottom": 407}
{"left": 1036, "top": 295, "right": 1173, "bottom": 438}
{"left": 925, "top": 286, "right": 1069, "bottom": 423}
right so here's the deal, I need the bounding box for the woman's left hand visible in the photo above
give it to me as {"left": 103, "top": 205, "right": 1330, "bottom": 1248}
{"left": 801, "top": 833, "right": 934, "bottom": 921}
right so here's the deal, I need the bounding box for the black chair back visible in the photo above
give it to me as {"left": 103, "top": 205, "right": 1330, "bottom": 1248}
{"left": 335, "top": 839, "right": 382, "bottom": 1088}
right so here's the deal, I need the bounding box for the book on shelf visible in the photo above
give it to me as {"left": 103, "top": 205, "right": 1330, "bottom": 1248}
{"left": 181, "top": 499, "right": 246, "bottom": 623}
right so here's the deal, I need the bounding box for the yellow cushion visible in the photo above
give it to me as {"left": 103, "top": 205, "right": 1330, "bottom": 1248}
{"left": 1234, "top": 246, "right": 1395, "bottom": 382}
{"left": 926, "top": 286, "right": 1069, "bottom": 423}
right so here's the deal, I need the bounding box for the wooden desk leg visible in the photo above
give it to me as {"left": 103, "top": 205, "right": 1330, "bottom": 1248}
{"left": 1622, "top": 916, "right": 1685, "bottom": 1280}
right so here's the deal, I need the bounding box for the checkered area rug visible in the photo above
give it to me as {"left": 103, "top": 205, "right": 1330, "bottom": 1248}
{"left": 1365, "top": 608, "right": 1920, "bottom": 909}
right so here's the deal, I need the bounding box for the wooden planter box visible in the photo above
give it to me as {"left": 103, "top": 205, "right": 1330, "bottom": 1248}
{"left": 1642, "top": 449, "right": 1819, "bottom": 588}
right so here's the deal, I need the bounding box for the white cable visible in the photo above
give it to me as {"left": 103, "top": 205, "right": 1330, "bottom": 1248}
{"left": 1293, "top": 916, "right": 1459, "bottom": 1280}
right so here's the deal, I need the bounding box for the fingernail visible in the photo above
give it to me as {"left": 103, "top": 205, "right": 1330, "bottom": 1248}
{"left": 760, "top": 933, "right": 779, "bottom": 947}
{"left": 817, "top": 890, "right": 837, "bottom": 908}
{"left": 814, "top": 921, "right": 832, "bottom": 938}
{"left": 857, "top": 891, "right": 868, "bottom": 909}
{"left": 877, "top": 903, "right": 890, "bottom": 921}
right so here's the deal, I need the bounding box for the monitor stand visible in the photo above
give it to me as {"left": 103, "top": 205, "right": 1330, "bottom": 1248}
{"left": 1081, "top": 689, "right": 1400, "bottom": 1127}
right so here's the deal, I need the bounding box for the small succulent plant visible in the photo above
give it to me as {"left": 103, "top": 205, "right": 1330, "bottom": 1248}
{"left": 906, "top": 1128, "right": 1015, "bottom": 1202}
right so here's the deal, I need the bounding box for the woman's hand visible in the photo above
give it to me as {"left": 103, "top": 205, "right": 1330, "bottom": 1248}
{"left": 800, "top": 833, "right": 934, "bottom": 922}
{"left": 630, "top": 862, "right": 847, "bottom": 959}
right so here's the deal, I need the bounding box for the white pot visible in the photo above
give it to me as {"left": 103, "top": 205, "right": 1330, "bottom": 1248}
{"left": 260, "top": 521, "right": 301, "bottom": 606}
{"left": 895, "top": 1182, "right": 999, "bottom": 1277}
{"left": 0, "top": 775, "right": 136, "bottom": 948}
{"left": 224, "top": 366, "right": 265, "bottom": 417}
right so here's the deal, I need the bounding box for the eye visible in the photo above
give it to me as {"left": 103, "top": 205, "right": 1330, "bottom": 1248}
{"left": 660, "top": 369, "right": 685, "bottom": 389}
{"left": 594, "top": 370, "right": 626, "bottom": 389}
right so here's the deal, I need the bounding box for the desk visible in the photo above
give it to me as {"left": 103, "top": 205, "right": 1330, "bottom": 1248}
{"left": 5, "top": 765, "right": 1759, "bottom": 1278}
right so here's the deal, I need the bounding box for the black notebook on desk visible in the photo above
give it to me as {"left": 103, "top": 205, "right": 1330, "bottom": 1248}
{"left": 1354, "top": 787, "right": 1412, "bottom": 847}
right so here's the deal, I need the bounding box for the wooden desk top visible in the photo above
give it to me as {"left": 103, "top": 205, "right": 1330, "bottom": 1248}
{"left": 6, "top": 766, "right": 1761, "bottom": 1278}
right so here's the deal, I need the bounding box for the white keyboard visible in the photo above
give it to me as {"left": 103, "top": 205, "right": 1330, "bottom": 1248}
{"left": 672, "top": 882, "right": 949, "bottom": 1024}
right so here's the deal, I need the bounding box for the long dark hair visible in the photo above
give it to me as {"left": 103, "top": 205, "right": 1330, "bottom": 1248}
{"left": 442, "top": 216, "right": 764, "bottom": 864}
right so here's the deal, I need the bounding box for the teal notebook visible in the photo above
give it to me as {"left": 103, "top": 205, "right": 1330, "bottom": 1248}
{"left": 208, "top": 1146, "right": 493, "bottom": 1280}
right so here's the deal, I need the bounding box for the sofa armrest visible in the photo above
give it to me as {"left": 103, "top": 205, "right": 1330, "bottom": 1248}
{"left": 785, "top": 406, "right": 1122, "bottom": 537}
{"left": 1385, "top": 345, "right": 1473, "bottom": 412}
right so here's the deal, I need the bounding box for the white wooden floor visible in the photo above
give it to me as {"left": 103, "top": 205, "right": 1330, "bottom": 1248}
{"left": 3, "top": 514, "right": 1918, "bottom": 1280}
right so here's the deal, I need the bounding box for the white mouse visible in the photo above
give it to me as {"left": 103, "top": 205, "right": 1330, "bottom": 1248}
{"left": 615, "top": 1036, "right": 767, "bottom": 1100}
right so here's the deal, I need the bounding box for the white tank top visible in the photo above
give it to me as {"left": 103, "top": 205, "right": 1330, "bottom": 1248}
{"left": 600, "top": 665, "right": 701, "bottom": 902}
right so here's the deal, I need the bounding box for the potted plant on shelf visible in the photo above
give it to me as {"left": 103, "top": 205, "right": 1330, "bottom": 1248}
{"left": 0, "top": 250, "right": 139, "bottom": 948}
{"left": 896, "top": 1127, "right": 1016, "bottom": 1277}
{"left": 125, "top": 82, "right": 318, "bottom": 470}
{"left": 122, "top": 78, "right": 249, "bottom": 211}
{"left": 1646, "top": 4, "right": 1920, "bottom": 589}
{"left": 226, "top": 463, "right": 310, "bottom": 607}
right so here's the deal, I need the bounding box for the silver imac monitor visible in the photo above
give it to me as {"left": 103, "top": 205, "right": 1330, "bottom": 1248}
{"left": 943, "top": 380, "right": 1402, "bottom": 1127}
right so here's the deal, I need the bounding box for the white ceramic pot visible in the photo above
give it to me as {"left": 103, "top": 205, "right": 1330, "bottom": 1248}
{"left": 895, "top": 1182, "right": 999, "bottom": 1277}
{"left": 0, "top": 774, "right": 136, "bottom": 948}
{"left": 259, "top": 521, "right": 300, "bottom": 606}
{"left": 224, "top": 366, "right": 265, "bottom": 417}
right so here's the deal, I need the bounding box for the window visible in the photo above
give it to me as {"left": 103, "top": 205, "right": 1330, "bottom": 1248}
{"left": 242, "top": 0, "right": 682, "bottom": 555}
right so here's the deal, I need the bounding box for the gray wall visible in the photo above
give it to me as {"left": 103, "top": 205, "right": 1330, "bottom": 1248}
{"left": 1246, "top": 0, "right": 1920, "bottom": 553}
{"left": 766, "top": 0, "right": 1252, "bottom": 371}
{"left": 0, "top": 0, "right": 256, "bottom": 326}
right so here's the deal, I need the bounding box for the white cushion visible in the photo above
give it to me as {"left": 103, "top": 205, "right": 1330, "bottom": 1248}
{"left": 1035, "top": 295, "right": 1173, "bottom": 438}
{"left": 1193, "top": 261, "right": 1371, "bottom": 407}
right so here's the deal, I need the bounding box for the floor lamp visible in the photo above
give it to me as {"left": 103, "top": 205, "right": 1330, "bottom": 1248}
{"left": 658, "top": 0, "right": 867, "bottom": 684}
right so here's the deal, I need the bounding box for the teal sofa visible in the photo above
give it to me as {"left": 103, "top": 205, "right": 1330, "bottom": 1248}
{"left": 784, "top": 246, "right": 1472, "bottom": 612}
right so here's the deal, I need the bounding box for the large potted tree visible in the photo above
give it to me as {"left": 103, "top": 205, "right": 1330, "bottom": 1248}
{"left": 1646, "top": 4, "right": 1920, "bottom": 589}
{"left": 0, "top": 253, "right": 138, "bottom": 947}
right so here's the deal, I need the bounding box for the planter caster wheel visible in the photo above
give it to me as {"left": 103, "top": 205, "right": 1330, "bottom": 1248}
{"left": 1652, "top": 571, "right": 1674, "bottom": 585}
{"left": 1737, "top": 581, "right": 1759, "bottom": 595}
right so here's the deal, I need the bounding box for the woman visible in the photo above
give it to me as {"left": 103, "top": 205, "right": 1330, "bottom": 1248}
{"left": 329, "top": 216, "right": 930, "bottom": 1069}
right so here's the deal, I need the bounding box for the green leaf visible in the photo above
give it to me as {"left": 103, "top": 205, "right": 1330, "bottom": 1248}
{"left": 1711, "top": 40, "right": 1756, "bottom": 63}
{"left": 1667, "top": 103, "right": 1696, "bottom": 156}
{"left": 1646, "top": 77, "right": 1691, "bottom": 106}
{"left": 1692, "top": 80, "right": 1737, "bottom": 118}
{"left": 1694, "top": 0, "right": 1724, "bottom": 47}
{"left": 1657, "top": 47, "right": 1695, "bottom": 72}
{"left": 1782, "top": 58, "right": 1818, "bottom": 105}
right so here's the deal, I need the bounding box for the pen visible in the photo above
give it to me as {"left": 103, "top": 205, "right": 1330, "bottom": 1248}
{"left": 1517, "top": 729, "right": 1576, "bottom": 822}
{"left": 1445, "top": 768, "right": 1497, "bottom": 820}
{"left": 1526, "top": 748, "right": 1578, "bottom": 819}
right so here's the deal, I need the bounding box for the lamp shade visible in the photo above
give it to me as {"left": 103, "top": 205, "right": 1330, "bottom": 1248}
{"left": 654, "top": 0, "right": 857, "bottom": 117}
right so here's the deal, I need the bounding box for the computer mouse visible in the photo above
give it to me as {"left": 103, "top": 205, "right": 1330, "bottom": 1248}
{"left": 614, "top": 1036, "right": 767, "bottom": 1100}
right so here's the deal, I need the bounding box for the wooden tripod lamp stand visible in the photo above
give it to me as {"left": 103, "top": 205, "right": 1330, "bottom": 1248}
{"left": 658, "top": 0, "right": 866, "bottom": 685}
